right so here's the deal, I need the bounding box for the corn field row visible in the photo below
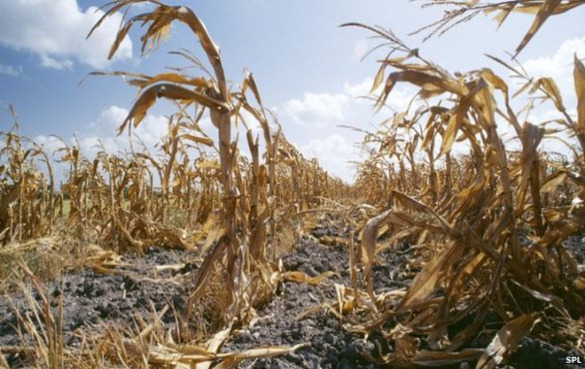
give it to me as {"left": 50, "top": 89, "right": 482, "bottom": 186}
{"left": 2, "top": 0, "right": 585, "bottom": 367}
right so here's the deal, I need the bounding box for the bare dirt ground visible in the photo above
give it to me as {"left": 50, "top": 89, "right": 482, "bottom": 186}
{"left": 0, "top": 226, "right": 582, "bottom": 368}
{"left": 0, "top": 247, "right": 194, "bottom": 366}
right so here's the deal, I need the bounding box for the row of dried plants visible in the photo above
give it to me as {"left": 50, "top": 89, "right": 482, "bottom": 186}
{"left": 341, "top": 1, "right": 585, "bottom": 367}
{"left": 5, "top": 0, "right": 585, "bottom": 368}
{"left": 0, "top": 0, "right": 348, "bottom": 367}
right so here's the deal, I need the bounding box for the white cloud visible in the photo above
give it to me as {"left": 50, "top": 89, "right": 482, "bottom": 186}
{"left": 523, "top": 38, "right": 585, "bottom": 79}
{"left": 301, "top": 134, "right": 359, "bottom": 183}
{"left": 513, "top": 38, "right": 585, "bottom": 156}
{"left": 30, "top": 135, "right": 70, "bottom": 184}
{"left": 282, "top": 77, "right": 413, "bottom": 129}
{"left": 34, "top": 135, "right": 67, "bottom": 154}
{"left": 284, "top": 92, "right": 349, "bottom": 128}
{"left": 520, "top": 37, "right": 585, "bottom": 103}
{"left": 80, "top": 105, "right": 168, "bottom": 157}
{"left": 0, "top": 64, "right": 23, "bottom": 77}
{"left": 30, "top": 77, "right": 413, "bottom": 185}
{"left": 40, "top": 55, "right": 74, "bottom": 71}
{"left": 279, "top": 78, "right": 415, "bottom": 182}
{"left": 0, "top": 0, "right": 133, "bottom": 69}
{"left": 33, "top": 105, "right": 170, "bottom": 184}
{"left": 35, "top": 105, "right": 168, "bottom": 158}
{"left": 341, "top": 78, "right": 372, "bottom": 97}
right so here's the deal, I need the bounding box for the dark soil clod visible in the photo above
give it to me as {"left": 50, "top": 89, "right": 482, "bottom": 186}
{"left": 0, "top": 239, "right": 581, "bottom": 368}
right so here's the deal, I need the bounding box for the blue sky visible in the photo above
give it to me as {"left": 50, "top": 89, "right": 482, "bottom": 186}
{"left": 0, "top": 0, "right": 584, "bottom": 182}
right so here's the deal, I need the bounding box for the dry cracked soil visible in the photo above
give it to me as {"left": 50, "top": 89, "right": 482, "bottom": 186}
{"left": 0, "top": 225, "right": 582, "bottom": 368}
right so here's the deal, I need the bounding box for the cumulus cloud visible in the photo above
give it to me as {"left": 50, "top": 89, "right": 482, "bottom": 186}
{"left": 514, "top": 37, "right": 585, "bottom": 155}
{"left": 283, "top": 92, "right": 349, "bottom": 128}
{"left": 30, "top": 78, "right": 414, "bottom": 184}
{"left": 301, "top": 134, "right": 359, "bottom": 183}
{"left": 80, "top": 105, "right": 169, "bottom": 157}
{"left": 523, "top": 38, "right": 585, "bottom": 79}
{"left": 32, "top": 105, "right": 180, "bottom": 186}
{"left": 34, "top": 105, "right": 168, "bottom": 163}
{"left": 282, "top": 78, "right": 413, "bottom": 129}
{"left": 520, "top": 37, "right": 585, "bottom": 102}
{"left": 0, "top": 64, "right": 23, "bottom": 77}
{"left": 0, "top": 0, "right": 132, "bottom": 69}
{"left": 34, "top": 135, "right": 66, "bottom": 152}
{"left": 279, "top": 78, "right": 415, "bottom": 182}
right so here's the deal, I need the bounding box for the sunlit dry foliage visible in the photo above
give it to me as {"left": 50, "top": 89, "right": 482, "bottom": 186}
{"left": 413, "top": 0, "right": 585, "bottom": 56}
{"left": 340, "top": 7, "right": 585, "bottom": 366}
{"left": 4, "top": 0, "right": 585, "bottom": 367}
{"left": 0, "top": 0, "right": 347, "bottom": 366}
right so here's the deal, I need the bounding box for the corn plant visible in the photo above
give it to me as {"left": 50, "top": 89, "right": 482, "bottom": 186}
{"left": 341, "top": 3, "right": 585, "bottom": 365}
